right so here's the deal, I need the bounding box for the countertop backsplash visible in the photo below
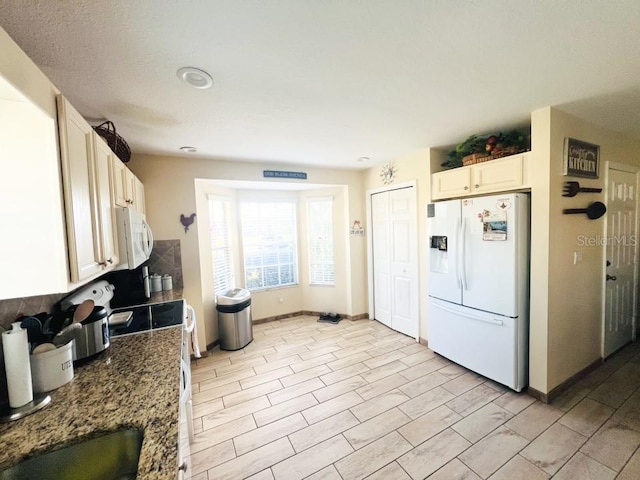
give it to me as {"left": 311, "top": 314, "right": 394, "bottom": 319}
{"left": 0, "top": 293, "right": 65, "bottom": 332}
{"left": 148, "top": 239, "right": 184, "bottom": 289}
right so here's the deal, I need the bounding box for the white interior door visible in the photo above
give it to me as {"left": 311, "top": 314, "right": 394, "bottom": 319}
{"left": 372, "top": 192, "right": 391, "bottom": 328}
{"left": 603, "top": 165, "right": 639, "bottom": 358}
{"left": 371, "top": 187, "right": 418, "bottom": 337}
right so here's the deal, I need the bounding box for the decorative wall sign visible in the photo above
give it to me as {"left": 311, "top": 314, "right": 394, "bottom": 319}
{"left": 563, "top": 138, "right": 600, "bottom": 179}
{"left": 263, "top": 170, "right": 307, "bottom": 180}
{"left": 350, "top": 220, "right": 365, "bottom": 236}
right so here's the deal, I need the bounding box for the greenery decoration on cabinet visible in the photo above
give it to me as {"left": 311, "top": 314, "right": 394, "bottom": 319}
{"left": 442, "top": 129, "right": 530, "bottom": 169}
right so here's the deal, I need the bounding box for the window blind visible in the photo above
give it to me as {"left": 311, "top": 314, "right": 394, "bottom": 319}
{"left": 240, "top": 201, "right": 298, "bottom": 290}
{"left": 308, "top": 197, "right": 335, "bottom": 285}
{"left": 208, "top": 196, "right": 234, "bottom": 294}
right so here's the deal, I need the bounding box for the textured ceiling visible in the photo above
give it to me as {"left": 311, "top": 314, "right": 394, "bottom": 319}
{"left": 1, "top": 1, "right": 639, "bottom": 169}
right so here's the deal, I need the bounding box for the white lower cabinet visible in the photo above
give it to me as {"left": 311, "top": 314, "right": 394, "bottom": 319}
{"left": 57, "top": 95, "right": 118, "bottom": 283}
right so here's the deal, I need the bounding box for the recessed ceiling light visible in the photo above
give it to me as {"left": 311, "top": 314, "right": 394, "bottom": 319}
{"left": 176, "top": 67, "right": 213, "bottom": 89}
{"left": 180, "top": 146, "right": 197, "bottom": 153}
{"left": 357, "top": 156, "right": 370, "bottom": 162}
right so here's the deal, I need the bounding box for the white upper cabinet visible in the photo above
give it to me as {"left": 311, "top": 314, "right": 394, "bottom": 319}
{"left": 94, "top": 135, "right": 119, "bottom": 268}
{"left": 133, "top": 174, "right": 146, "bottom": 217}
{"left": 0, "top": 75, "right": 68, "bottom": 300}
{"left": 431, "top": 153, "right": 530, "bottom": 201}
{"left": 57, "top": 95, "right": 118, "bottom": 283}
{"left": 111, "top": 156, "right": 146, "bottom": 217}
{"left": 57, "top": 95, "right": 103, "bottom": 282}
{"left": 111, "top": 156, "right": 130, "bottom": 207}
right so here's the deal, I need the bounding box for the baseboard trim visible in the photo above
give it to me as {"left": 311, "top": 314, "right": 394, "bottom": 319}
{"left": 419, "top": 337, "right": 428, "bottom": 347}
{"left": 253, "top": 311, "right": 369, "bottom": 324}
{"left": 193, "top": 339, "right": 220, "bottom": 359}
{"left": 527, "top": 357, "right": 603, "bottom": 403}
{"left": 253, "top": 311, "right": 305, "bottom": 325}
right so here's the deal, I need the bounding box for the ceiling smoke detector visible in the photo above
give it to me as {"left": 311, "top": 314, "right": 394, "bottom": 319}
{"left": 176, "top": 67, "right": 213, "bottom": 89}
{"left": 180, "top": 146, "right": 197, "bottom": 153}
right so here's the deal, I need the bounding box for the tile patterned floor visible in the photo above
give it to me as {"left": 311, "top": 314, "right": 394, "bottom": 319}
{"left": 188, "top": 316, "right": 640, "bottom": 479}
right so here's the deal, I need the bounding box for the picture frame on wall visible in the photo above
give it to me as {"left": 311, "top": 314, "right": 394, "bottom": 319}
{"left": 563, "top": 137, "right": 600, "bottom": 179}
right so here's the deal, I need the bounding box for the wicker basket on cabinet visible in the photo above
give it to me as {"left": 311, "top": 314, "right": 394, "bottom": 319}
{"left": 93, "top": 121, "right": 131, "bottom": 163}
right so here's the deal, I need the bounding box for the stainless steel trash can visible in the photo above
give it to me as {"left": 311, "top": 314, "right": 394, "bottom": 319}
{"left": 217, "top": 288, "right": 252, "bottom": 350}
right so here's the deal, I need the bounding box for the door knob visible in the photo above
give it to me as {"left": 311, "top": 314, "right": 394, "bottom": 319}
{"left": 606, "top": 274, "right": 617, "bottom": 281}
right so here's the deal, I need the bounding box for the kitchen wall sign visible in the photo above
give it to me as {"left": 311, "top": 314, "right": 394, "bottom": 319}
{"left": 263, "top": 170, "right": 307, "bottom": 180}
{"left": 563, "top": 138, "right": 600, "bottom": 179}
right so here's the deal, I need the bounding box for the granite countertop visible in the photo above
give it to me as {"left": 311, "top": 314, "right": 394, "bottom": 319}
{"left": 148, "top": 289, "right": 183, "bottom": 305}
{"left": 0, "top": 326, "right": 183, "bottom": 479}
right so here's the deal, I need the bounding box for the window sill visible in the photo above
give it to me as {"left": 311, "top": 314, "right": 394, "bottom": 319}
{"left": 248, "top": 284, "right": 300, "bottom": 293}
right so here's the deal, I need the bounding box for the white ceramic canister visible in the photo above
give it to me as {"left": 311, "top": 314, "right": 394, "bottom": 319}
{"left": 30, "top": 340, "right": 74, "bottom": 393}
{"left": 150, "top": 274, "right": 162, "bottom": 293}
{"left": 162, "top": 275, "right": 173, "bottom": 291}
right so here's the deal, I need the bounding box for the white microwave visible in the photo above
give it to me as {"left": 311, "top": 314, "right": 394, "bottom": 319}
{"left": 115, "top": 207, "right": 154, "bottom": 270}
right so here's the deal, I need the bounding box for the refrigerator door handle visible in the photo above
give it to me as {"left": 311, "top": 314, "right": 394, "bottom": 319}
{"left": 461, "top": 218, "right": 468, "bottom": 290}
{"left": 455, "top": 218, "right": 462, "bottom": 289}
{"left": 432, "top": 301, "right": 504, "bottom": 326}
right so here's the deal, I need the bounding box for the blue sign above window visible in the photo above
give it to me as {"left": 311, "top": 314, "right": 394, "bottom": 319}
{"left": 263, "top": 170, "right": 307, "bottom": 180}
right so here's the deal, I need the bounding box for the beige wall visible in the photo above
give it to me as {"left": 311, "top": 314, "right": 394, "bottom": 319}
{"left": 362, "top": 150, "right": 431, "bottom": 340}
{"left": 128, "top": 154, "right": 367, "bottom": 351}
{"left": 130, "top": 109, "right": 640, "bottom": 395}
{"left": 529, "top": 107, "right": 640, "bottom": 393}
{"left": 299, "top": 187, "right": 351, "bottom": 315}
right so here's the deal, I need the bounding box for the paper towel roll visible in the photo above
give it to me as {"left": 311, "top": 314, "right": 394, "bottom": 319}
{"left": 2, "top": 322, "right": 33, "bottom": 408}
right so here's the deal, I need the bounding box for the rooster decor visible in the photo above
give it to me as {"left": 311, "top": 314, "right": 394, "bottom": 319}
{"left": 180, "top": 213, "right": 196, "bottom": 233}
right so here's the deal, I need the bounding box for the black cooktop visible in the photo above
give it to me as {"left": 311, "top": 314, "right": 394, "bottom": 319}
{"left": 109, "top": 300, "right": 184, "bottom": 337}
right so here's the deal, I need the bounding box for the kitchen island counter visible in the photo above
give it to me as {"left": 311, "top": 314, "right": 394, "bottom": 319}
{"left": 0, "top": 326, "right": 182, "bottom": 479}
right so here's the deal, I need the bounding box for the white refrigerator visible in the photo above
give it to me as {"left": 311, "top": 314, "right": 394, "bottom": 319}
{"left": 427, "top": 192, "right": 529, "bottom": 391}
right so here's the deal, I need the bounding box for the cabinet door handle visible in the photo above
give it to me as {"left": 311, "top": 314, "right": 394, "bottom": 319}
{"left": 178, "top": 462, "right": 188, "bottom": 472}
{"left": 107, "top": 258, "right": 113, "bottom": 264}
{"left": 475, "top": 184, "right": 480, "bottom": 188}
{"left": 99, "top": 261, "right": 107, "bottom": 267}
{"left": 463, "top": 186, "right": 469, "bottom": 190}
